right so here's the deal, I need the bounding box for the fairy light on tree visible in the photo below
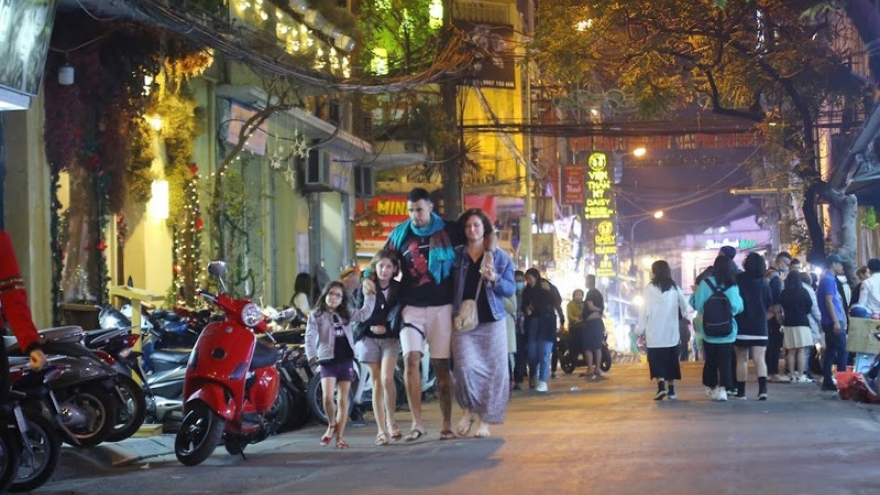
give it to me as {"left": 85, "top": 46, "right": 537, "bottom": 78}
{"left": 173, "top": 163, "right": 203, "bottom": 307}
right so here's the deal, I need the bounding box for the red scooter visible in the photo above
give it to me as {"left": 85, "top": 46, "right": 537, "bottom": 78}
{"left": 174, "top": 261, "right": 284, "bottom": 466}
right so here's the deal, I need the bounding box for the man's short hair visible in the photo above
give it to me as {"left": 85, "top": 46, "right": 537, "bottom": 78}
{"left": 407, "top": 188, "right": 431, "bottom": 203}
{"left": 868, "top": 258, "right": 880, "bottom": 273}
{"left": 776, "top": 251, "right": 793, "bottom": 263}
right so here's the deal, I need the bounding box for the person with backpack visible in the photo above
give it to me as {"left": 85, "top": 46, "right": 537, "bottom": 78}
{"left": 692, "top": 255, "right": 744, "bottom": 401}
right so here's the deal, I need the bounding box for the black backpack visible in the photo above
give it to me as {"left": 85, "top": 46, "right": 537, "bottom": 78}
{"left": 702, "top": 279, "right": 733, "bottom": 338}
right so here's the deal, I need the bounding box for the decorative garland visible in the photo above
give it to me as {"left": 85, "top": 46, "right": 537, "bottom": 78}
{"left": 43, "top": 12, "right": 211, "bottom": 316}
{"left": 172, "top": 164, "right": 204, "bottom": 307}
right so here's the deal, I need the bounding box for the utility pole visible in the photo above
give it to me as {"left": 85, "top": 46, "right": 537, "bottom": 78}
{"left": 440, "top": 0, "right": 462, "bottom": 218}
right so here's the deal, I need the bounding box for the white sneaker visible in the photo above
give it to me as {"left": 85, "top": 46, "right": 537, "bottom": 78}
{"left": 536, "top": 381, "right": 548, "bottom": 393}
{"left": 705, "top": 386, "right": 716, "bottom": 399}
{"left": 715, "top": 388, "right": 728, "bottom": 402}
{"left": 797, "top": 376, "right": 813, "bottom": 383}
{"left": 769, "top": 374, "right": 786, "bottom": 383}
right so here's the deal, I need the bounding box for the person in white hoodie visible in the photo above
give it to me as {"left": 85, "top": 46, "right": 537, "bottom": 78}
{"left": 636, "top": 260, "right": 689, "bottom": 400}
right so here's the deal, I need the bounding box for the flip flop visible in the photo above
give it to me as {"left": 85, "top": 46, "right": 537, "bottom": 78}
{"left": 319, "top": 424, "right": 336, "bottom": 446}
{"left": 456, "top": 417, "right": 474, "bottom": 437}
{"left": 336, "top": 438, "right": 350, "bottom": 449}
{"left": 404, "top": 428, "right": 427, "bottom": 442}
{"left": 439, "top": 430, "right": 456, "bottom": 440}
{"left": 375, "top": 432, "right": 389, "bottom": 446}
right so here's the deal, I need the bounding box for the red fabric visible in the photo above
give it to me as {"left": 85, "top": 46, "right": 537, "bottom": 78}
{"left": 0, "top": 231, "right": 41, "bottom": 352}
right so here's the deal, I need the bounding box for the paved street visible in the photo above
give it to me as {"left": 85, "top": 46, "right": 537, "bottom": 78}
{"left": 41, "top": 362, "right": 880, "bottom": 495}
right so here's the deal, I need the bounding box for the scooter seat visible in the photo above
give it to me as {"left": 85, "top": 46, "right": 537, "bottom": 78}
{"left": 250, "top": 340, "right": 277, "bottom": 370}
{"left": 150, "top": 349, "right": 191, "bottom": 366}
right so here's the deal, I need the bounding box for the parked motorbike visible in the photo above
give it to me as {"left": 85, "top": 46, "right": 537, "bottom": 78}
{"left": 5, "top": 326, "right": 119, "bottom": 447}
{"left": 174, "top": 260, "right": 285, "bottom": 466}
{"left": 83, "top": 326, "right": 147, "bottom": 442}
{"left": 4, "top": 358, "right": 62, "bottom": 493}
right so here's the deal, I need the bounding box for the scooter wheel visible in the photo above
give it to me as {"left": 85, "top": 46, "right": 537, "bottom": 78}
{"left": 306, "top": 375, "right": 354, "bottom": 425}
{"left": 106, "top": 374, "right": 147, "bottom": 443}
{"left": 174, "top": 401, "right": 224, "bottom": 467}
{"left": 0, "top": 419, "right": 21, "bottom": 492}
{"left": 284, "top": 388, "right": 310, "bottom": 430}
{"left": 60, "top": 383, "right": 118, "bottom": 448}
{"left": 600, "top": 346, "right": 613, "bottom": 372}
{"left": 9, "top": 412, "right": 61, "bottom": 493}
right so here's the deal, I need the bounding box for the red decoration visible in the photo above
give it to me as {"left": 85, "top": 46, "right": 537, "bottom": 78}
{"left": 188, "top": 163, "right": 198, "bottom": 174}
{"left": 96, "top": 238, "right": 107, "bottom": 251}
{"left": 195, "top": 218, "right": 203, "bottom": 231}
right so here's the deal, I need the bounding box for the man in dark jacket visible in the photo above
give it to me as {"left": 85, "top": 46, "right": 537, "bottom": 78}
{"left": 766, "top": 251, "right": 792, "bottom": 382}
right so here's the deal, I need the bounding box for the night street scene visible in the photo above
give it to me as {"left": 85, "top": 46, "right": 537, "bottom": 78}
{"left": 2, "top": 1, "right": 880, "bottom": 494}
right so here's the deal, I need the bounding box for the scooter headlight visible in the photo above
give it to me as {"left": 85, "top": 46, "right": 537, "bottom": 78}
{"left": 241, "top": 303, "right": 264, "bottom": 327}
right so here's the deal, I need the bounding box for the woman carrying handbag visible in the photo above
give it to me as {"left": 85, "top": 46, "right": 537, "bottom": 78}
{"left": 451, "top": 208, "right": 515, "bottom": 439}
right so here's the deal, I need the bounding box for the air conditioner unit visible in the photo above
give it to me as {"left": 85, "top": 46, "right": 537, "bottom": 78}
{"left": 354, "top": 165, "right": 375, "bottom": 197}
{"left": 300, "top": 149, "right": 332, "bottom": 192}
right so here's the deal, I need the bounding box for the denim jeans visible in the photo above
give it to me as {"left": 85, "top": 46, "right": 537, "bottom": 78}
{"left": 822, "top": 324, "right": 848, "bottom": 386}
{"left": 528, "top": 340, "right": 554, "bottom": 382}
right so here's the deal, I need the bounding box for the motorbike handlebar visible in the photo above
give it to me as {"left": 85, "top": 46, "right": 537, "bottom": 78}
{"left": 197, "top": 290, "right": 218, "bottom": 304}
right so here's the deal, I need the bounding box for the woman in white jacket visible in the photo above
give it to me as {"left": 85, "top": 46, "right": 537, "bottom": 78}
{"left": 636, "top": 260, "right": 689, "bottom": 400}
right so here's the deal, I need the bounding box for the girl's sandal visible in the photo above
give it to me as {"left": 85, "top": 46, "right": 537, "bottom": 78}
{"left": 374, "top": 432, "right": 389, "bottom": 446}
{"left": 388, "top": 424, "right": 403, "bottom": 441}
{"left": 319, "top": 424, "right": 336, "bottom": 446}
{"left": 336, "top": 438, "right": 350, "bottom": 449}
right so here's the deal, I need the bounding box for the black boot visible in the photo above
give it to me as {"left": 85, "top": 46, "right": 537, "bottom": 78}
{"left": 735, "top": 381, "right": 746, "bottom": 400}
{"left": 758, "top": 376, "right": 768, "bottom": 401}
{"left": 667, "top": 384, "right": 677, "bottom": 400}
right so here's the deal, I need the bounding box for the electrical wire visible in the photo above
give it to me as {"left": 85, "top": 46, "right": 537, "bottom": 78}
{"left": 125, "top": 0, "right": 479, "bottom": 95}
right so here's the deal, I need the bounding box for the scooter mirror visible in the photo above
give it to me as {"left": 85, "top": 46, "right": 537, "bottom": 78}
{"left": 207, "top": 260, "right": 227, "bottom": 277}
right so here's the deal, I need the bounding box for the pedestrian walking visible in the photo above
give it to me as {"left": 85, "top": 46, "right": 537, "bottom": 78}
{"left": 818, "top": 253, "right": 848, "bottom": 391}
{"left": 289, "top": 272, "right": 313, "bottom": 317}
{"left": 450, "top": 208, "right": 515, "bottom": 438}
{"left": 383, "top": 187, "right": 463, "bottom": 441}
{"left": 780, "top": 271, "right": 814, "bottom": 384}
{"left": 692, "top": 255, "right": 744, "bottom": 401}
{"left": 766, "top": 252, "right": 792, "bottom": 382}
{"left": 512, "top": 270, "right": 528, "bottom": 390}
{"left": 635, "top": 260, "right": 688, "bottom": 400}
{"left": 353, "top": 250, "right": 403, "bottom": 445}
{"left": 521, "top": 267, "right": 564, "bottom": 392}
{"left": 581, "top": 275, "right": 606, "bottom": 380}
{"left": 733, "top": 253, "right": 772, "bottom": 400}
{"left": 305, "top": 279, "right": 376, "bottom": 449}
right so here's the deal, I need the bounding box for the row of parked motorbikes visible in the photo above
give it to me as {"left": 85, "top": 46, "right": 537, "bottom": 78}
{"left": 0, "top": 260, "right": 437, "bottom": 491}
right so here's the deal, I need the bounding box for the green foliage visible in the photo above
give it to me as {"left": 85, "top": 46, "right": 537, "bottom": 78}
{"left": 357, "top": 0, "right": 442, "bottom": 76}
{"left": 862, "top": 206, "right": 879, "bottom": 230}
{"left": 532, "top": 0, "right": 863, "bottom": 128}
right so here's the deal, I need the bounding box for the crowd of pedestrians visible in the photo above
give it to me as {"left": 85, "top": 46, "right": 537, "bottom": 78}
{"left": 305, "top": 186, "right": 880, "bottom": 447}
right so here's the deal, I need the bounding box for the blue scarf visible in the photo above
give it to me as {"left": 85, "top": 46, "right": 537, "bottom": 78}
{"left": 388, "top": 212, "right": 455, "bottom": 283}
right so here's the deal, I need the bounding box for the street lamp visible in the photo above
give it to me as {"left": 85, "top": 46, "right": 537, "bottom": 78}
{"left": 629, "top": 210, "right": 664, "bottom": 269}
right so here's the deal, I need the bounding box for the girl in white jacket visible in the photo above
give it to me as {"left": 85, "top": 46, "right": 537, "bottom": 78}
{"left": 636, "top": 260, "right": 689, "bottom": 400}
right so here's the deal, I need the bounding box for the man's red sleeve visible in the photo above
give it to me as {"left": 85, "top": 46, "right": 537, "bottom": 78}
{"left": 0, "top": 231, "right": 41, "bottom": 352}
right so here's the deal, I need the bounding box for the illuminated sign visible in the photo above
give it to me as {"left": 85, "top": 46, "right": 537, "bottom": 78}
{"left": 594, "top": 220, "right": 617, "bottom": 276}
{"left": 562, "top": 165, "right": 585, "bottom": 205}
{"left": 584, "top": 152, "right": 613, "bottom": 220}
{"left": 704, "top": 238, "right": 758, "bottom": 250}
